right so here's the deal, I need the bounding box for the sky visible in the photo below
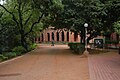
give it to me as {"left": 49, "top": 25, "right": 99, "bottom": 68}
{"left": 0, "top": 0, "right": 5, "bottom": 5}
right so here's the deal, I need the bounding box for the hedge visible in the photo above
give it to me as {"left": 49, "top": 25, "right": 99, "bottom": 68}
{"left": 68, "top": 42, "right": 85, "bottom": 54}
{"left": 105, "top": 40, "right": 119, "bottom": 44}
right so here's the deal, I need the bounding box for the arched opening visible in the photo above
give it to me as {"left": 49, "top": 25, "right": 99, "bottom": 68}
{"left": 35, "top": 37, "right": 37, "bottom": 42}
{"left": 38, "top": 37, "right": 40, "bottom": 42}
{"left": 74, "top": 32, "right": 78, "bottom": 41}
{"left": 67, "top": 32, "right": 69, "bottom": 42}
{"left": 56, "top": 32, "right": 59, "bottom": 41}
{"left": 61, "top": 31, "right": 64, "bottom": 41}
{"left": 52, "top": 32, "right": 54, "bottom": 40}
{"left": 42, "top": 33, "right": 44, "bottom": 42}
{"left": 47, "top": 33, "right": 50, "bottom": 41}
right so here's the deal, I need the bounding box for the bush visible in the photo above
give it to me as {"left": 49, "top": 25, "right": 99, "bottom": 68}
{"left": 29, "top": 43, "right": 37, "bottom": 51}
{"left": 68, "top": 42, "right": 74, "bottom": 50}
{"left": 12, "top": 46, "right": 26, "bottom": 54}
{"left": 105, "top": 40, "right": 119, "bottom": 44}
{"left": 68, "top": 43, "right": 85, "bottom": 54}
{"left": 0, "top": 54, "right": 8, "bottom": 61}
{"left": 3, "top": 52, "right": 16, "bottom": 59}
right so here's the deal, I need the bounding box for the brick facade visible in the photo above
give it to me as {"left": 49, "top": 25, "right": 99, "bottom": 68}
{"left": 35, "top": 27, "right": 80, "bottom": 43}
{"left": 35, "top": 27, "right": 119, "bottom": 44}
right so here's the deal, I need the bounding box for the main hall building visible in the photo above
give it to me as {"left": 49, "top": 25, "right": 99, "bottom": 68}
{"left": 35, "top": 27, "right": 81, "bottom": 43}
{"left": 35, "top": 27, "right": 119, "bottom": 44}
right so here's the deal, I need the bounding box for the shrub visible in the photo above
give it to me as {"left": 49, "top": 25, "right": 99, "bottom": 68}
{"left": 12, "top": 46, "right": 26, "bottom": 54}
{"left": 68, "top": 43, "right": 85, "bottom": 54}
{"left": 0, "top": 54, "right": 8, "bottom": 61}
{"left": 29, "top": 43, "right": 37, "bottom": 51}
{"left": 105, "top": 40, "right": 119, "bottom": 44}
{"left": 3, "top": 52, "right": 16, "bottom": 59}
{"left": 68, "top": 42, "right": 74, "bottom": 50}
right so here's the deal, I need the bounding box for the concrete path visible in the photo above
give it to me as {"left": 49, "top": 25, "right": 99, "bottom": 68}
{"left": 0, "top": 44, "right": 89, "bottom": 80}
{"left": 89, "top": 51, "right": 120, "bottom": 80}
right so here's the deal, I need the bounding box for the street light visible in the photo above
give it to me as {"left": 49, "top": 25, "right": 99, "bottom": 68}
{"left": 83, "top": 23, "right": 89, "bottom": 56}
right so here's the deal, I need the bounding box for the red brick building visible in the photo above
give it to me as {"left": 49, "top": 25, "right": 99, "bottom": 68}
{"left": 35, "top": 27, "right": 119, "bottom": 44}
{"left": 35, "top": 27, "right": 81, "bottom": 43}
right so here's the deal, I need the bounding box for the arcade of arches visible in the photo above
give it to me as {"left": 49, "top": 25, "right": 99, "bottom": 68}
{"left": 35, "top": 27, "right": 119, "bottom": 43}
{"left": 35, "top": 27, "right": 81, "bottom": 43}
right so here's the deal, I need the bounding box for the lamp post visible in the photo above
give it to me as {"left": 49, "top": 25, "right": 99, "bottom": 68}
{"left": 83, "top": 23, "right": 89, "bottom": 56}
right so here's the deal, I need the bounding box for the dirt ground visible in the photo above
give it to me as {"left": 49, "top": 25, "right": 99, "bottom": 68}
{"left": 0, "top": 44, "right": 90, "bottom": 80}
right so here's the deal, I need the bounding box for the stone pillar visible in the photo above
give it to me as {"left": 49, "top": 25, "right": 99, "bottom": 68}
{"left": 69, "top": 32, "right": 74, "bottom": 42}
{"left": 54, "top": 31, "right": 57, "bottom": 42}
{"left": 64, "top": 31, "right": 67, "bottom": 42}
{"left": 78, "top": 34, "right": 80, "bottom": 42}
{"left": 59, "top": 32, "right": 62, "bottom": 42}
{"left": 44, "top": 30, "right": 46, "bottom": 42}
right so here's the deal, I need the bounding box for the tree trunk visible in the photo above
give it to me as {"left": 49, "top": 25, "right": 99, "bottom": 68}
{"left": 21, "top": 35, "right": 28, "bottom": 51}
{"left": 80, "top": 34, "right": 85, "bottom": 44}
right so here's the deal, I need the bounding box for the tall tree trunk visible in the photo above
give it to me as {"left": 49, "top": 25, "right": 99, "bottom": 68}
{"left": 21, "top": 35, "right": 28, "bottom": 51}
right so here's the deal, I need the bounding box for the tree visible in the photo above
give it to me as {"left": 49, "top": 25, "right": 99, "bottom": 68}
{"left": 101, "top": 0, "right": 120, "bottom": 31}
{"left": 51, "top": 0, "right": 120, "bottom": 43}
{"left": 50, "top": 0, "right": 105, "bottom": 43}
{"left": 113, "top": 20, "right": 120, "bottom": 50}
{"left": 0, "top": 11, "right": 18, "bottom": 52}
{"left": 0, "top": 0, "right": 63, "bottom": 50}
{"left": 113, "top": 21, "right": 120, "bottom": 34}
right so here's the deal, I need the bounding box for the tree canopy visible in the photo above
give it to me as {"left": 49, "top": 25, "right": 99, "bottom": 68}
{"left": 0, "top": 0, "right": 63, "bottom": 51}
{"left": 50, "top": 0, "right": 120, "bottom": 43}
{"left": 0, "top": 0, "right": 120, "bottom": 52}
{"left": 113, "top": 21, "right": 120, "bottom": 34}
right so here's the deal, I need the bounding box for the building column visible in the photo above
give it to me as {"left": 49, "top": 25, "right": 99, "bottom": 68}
{"left": 70, "top": 32, "right": 74, "bottom": 42}
{"left": 54, "top": 31, "right": 57, "bottom": 42}
{"left": 59, "top": 32, "right": 62, "bottom": 42}
{"left": 64, "top": 31, "right": 67, "bottom": 42}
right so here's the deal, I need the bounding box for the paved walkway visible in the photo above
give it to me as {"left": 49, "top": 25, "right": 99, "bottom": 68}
{"left": 0, "top": 44, "right": 120, "bottom": 80}
{"left": 88, "top": 51, "right": 120, "bottom": 80}
{"left": 0, "top": 44, "right": 89, "bottom": 80}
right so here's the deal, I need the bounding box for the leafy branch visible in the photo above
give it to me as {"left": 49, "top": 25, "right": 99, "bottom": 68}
{"left": 24, "top": 13, "right": 44, "bottom": 36}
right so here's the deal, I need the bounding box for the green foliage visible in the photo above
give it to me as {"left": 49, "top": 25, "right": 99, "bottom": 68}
{"left": 103, "top": 0, "right": 120, "bottom": 30}
{"left": 52, "top": 0, "right": 105, "bottom": 29}
{"left": 28, "top": 43, "right": 37, "bottom": 51}
{"left": 12, "top": 46, "right": 27, "bottom": 54}
{"left": 105, "top": 40, "right": 119, "bottom": 44}
{"left": 113, "top": 21, "right": 120, "bottom": 34}
{"left": 0, "top": 0, "right": 63, "bottom": 50}
{"left": 3, "top": 52, "right": 16, "bottom": 59}
{"left": 1, "top": 0, "right": 120, "bottom": 51}
{"left": 0, "top": 11, "right": 18, "bottom": 52}
{"left": 51, "top": 0, "right": 120, "bottom": 43}
{"left": 0, "top": 54, "right": 8, "bottom": 61}
{"left": 0, "top": 43, "right": 37, "bottom": 62}
{"left": 68, "top": 43, "right": 85, "bottom": 54}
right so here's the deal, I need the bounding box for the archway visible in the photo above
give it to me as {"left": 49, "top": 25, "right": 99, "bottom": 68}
{"left": 38, "top": 37, "right": 40, "bottom": 42}
{"left": 47, "top": 33, "right": 50, "bottom": 41}
{"left": 74, "top": 32, "right": 78, "bottom": 41}
{"left": 61, "top": 31, "right": 64, "bottom": 41}
{"left": 67, "top": 32, "right": 69, "bottom": 42}
{"left": 52, "top": 32, "right": 54, "bottom": 40}
{"left": 35, "top": 37, "right": 37, "bottom": 42}
{"left": 56, "top": 32, "right": 59, "bottom": 41}
{"left": 42, "top": 33, "right": 44, "bottom": 42}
